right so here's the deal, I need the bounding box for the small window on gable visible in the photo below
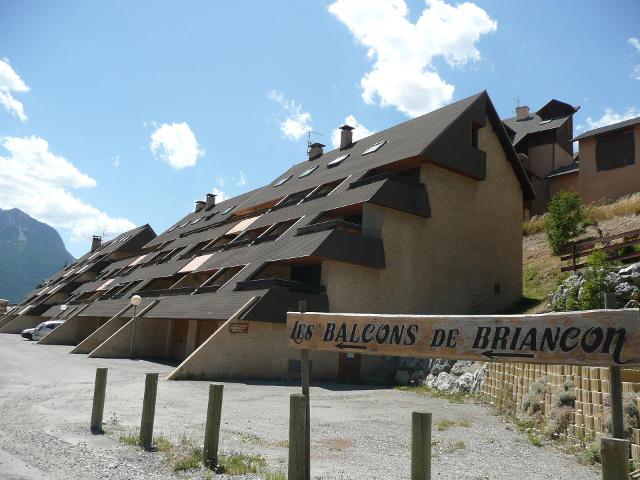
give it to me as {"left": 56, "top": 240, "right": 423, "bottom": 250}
{"left": 625, "top": 131, "right": 636, "bottom": 166}
{"left": 362, "top": 140, "right": 386, "bottom": 156}
{"left": 298, "top": 165, "right": 318, "bottom": 178}
{"left": 274, "top": 175, "right": 292, "bottom": 187}
{"left": 327, "top": 153, "right": 349, "bottom": 168}
{"left": 471, "top": 122, "right": 481, "bottom": 149}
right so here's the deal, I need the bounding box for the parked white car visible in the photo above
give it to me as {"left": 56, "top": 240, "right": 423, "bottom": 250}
{"left": 21, "top": 327, "right": 35, "bottom": 340}
{"left": 31, "top": 320, "right": 64, "bottom": 341}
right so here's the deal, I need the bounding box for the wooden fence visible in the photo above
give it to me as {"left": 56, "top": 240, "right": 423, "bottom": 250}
{"left": 561, "top": 227, "right": 640, "bottom": 272}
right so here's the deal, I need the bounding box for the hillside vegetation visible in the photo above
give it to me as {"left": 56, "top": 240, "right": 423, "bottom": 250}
{"left": 522, "top": 193, "right": 640, "bottom": 312}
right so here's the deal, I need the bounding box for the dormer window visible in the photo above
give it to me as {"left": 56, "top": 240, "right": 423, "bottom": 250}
{"left": 362, "top": 140, "right": 386, "bottom": 156}
{"left": 471, "top": 122, "right": 481, "bottom": 149}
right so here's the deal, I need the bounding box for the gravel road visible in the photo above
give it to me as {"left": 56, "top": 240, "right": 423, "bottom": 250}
{"left": 0, "top": 334, "right": 599, "bottom": 479}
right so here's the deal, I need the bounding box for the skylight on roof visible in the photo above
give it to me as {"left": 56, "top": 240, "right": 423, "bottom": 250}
{"left": 327, "top": 153, "right": 349, "bottom": 168}
{"left": 191, "top": 217, "right": 204, "bottom": 225}
{"left": 222, "top": 206, "right": 235, "bottom": 215}
{"left": 362, "top": 140, "right": 387, "bottom": 156}
{"left": 298, "top": 165, "right": 318, "bottom": 178}
{"left": 274, "top": 175, "right": 292, "bottom": 187}
{"left": 539, "top": 119, "right": 552, "bottom": 125}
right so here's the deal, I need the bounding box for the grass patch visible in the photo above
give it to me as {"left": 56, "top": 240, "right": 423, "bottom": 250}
{"left": 523, "top": 216, "right": 545, "bottom": 236}
{"left": 394, "top": 384, "right": 474, "bottom": 404}
{"left": 219, "top": 453, "right": 267, "bottom": 475}
{"left": 153, "top": 435, "right": 174, "bottom": 453}
{"left": 437, "top": 419, "right": 457, "bottom": 431}
{"left": 119, "top": 433, "right": 139, "bottom": 447}
{"left": 436, "top": 418, "right": 471, "bottom": 431}
{"left": 273, "top": 439, "right": 289, "bottom": 448}
{"left": 173, "top": 447, "right": 203, "bottom": 472}
{"left": 265, "top": 471, "right": 287, "bottom": 480}
{"left": 445, "top": 440, "right": 466, "bottom": 453}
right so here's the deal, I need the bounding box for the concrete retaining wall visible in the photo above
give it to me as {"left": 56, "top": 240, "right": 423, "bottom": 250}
{"left": 0, "top": 315, "right": 47, "bottom": 334}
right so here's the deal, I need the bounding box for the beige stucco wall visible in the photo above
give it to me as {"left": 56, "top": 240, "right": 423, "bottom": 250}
{"left": 38, "top": 316, "right": 107, "bottom": 346}
{"left": 322, "top": 117, "right": 523, "bottom": 315}
{"left": 169, "top": 319, "right": 385, "bottom": 381}
{"left": 0, "top": 314, "right": 48, "bottom": 334}
{"left": 579, "top": 126, "right": 640, "bottom": 204}
{"left": 549, "top": 172, "right": 579, "bottom": 198}
{"left": 72, "top": 315, "right": 130, "bottom": 354}
{"left": 0, "top": 314, "right": 18, "bottom": 329}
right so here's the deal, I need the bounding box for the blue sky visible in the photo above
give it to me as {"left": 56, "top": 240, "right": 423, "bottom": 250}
{"left": 0, "top": 0, "right": 639, "bottom": 257}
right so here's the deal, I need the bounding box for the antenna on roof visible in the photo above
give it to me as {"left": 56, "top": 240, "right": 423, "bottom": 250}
{"left": 306, "top": 130, "right": 323, "bottom": 156}
{"left": 513, "top": 96, "right": 520, "bottom": 109}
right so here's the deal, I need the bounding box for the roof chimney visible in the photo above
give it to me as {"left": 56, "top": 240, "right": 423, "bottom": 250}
{"left": 194, "top": 200, "right": 206, "bottom": 212}
{"left": 516, "top": 105, "right": 530, "bottom": 121}
{"left": 339, "top": 125, "right": 355, "bottom": 150}
{"left": 205, "top": 193, "right": 217, "bottom": 210}
{"left": 308, "top": 142, "right": 325, "bottom": 161}
{"left": 91, "top": 235, "right": 102, "bottom": 252}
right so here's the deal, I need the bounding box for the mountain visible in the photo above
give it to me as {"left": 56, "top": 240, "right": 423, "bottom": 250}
{"left": 0, "top": 208, "right": 75, "bottom": 303}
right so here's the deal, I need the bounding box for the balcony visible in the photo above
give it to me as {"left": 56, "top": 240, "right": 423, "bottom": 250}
{"left": 296, "top": 220, "right": 361, "bottom": 237}
{"left": 236, "top": 278, "right": 325, "bottom": 295}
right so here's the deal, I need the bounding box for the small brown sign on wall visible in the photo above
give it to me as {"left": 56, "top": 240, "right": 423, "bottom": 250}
{"left": 287, "top": 310, "right": 640, "bottom": 367}
{"left": 229, "top": 322, "right": 249, "bottom": 334}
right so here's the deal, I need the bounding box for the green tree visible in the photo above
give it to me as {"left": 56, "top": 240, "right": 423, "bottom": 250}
{"left": 544, "top": 191, "right": 590, "bottom": 255}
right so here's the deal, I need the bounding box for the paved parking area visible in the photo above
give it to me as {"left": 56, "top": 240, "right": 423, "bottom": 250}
{"left": 0, "top": 334, "right": 599, "bottom": 479}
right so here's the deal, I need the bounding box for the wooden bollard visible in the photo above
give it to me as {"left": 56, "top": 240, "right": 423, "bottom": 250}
{"left": 90, "top": 367, "right": 108, "bottom": 433}
{"left": 411, "top": 412, "right": 432, "bottom": 480}
{"left": 139, "top": 373, "right": 159, "bottom": 450}
{"left": 601, "top": 437, "right": 629, "bottom": 480}
{"left": 288, "top": 394, "right": 308, "bottom": 480}
{"left": 203, "top": 384, "right": 224, "bottom": 467}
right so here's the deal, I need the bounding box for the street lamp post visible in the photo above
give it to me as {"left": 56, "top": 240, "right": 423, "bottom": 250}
{"left": 130, "top": 295, "right": 142, "bottom": 357}
{"left": 60, "top": 304, "right": 68, "bottom": 319}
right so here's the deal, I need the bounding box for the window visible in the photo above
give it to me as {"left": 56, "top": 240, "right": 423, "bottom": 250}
{"left": 362, "top": 140, "right": 386, "bottom": 156}
{"left": 191, "top": 216, "right": 204, "bottom": 225}
{"left": 302, "top": 179, "right": 344, "bottom": 202}
{"left": 539, "top": 119, "right": 552, "bottom": 125}
{"left": 205, "top": 211, "right": 218, "bottom": 221}
{"left": 221, "top": 205, "right": 235, "bottom": 215}
{"left": 625, "top": 131, "right": 636, "bottom": 166}
{"left": 274, "top": 175, "right": 292, "bottom": 187}
{"left": 298, "top": 165, "right": 318, "bottom": 178}
{"left": 177, "top": 221, "right": 190, "bottom": 229}
{"left": 327, "top": 153, "right": 349, "bottom": 168}
{"left": 596, "top": 130, "right": 635, "bottom": 171}
{"left": 471, "top": 122, "right": 481, "bottom": 149}
{"left": 275, "top": 188, "right": 314, "bottom": 209}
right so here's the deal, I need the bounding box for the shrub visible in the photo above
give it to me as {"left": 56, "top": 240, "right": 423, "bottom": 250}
{"left": 522, "top": 378, "right": 547, "bottom": 415}
{"left": 555, "top": 379, "right": 576, "bottom": 408}
{"left": 547, "top": 406, "right": 573, "bottom": 435}
{"left": 605, "top": 393, "right": 640, "bottom": 440}
{"left": 579, "top": 251, "right": 615, "bottom": 310}
{"left": 545, "top": 191, "right": 591, "bottom": 255}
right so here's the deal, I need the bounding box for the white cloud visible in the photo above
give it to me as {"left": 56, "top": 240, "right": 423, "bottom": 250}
{"left": 0, "top": 136, "right": 135, "bottom": 243}
{"left": 630, "top": 38, "right": 640, "bottom": 80}
{"left": 0, "top": 58, "right": 29, "bottom": 121}
{"left": 236, "top": 170, "right": 246, "bottom": 186}
{"left": 268, "top": 90, "right": 313, "bottom": 141}
{"left": 111, "top": 155, "right": 121, "bottom": 167}
{"left": 211, "top": 187, "right": 227, "bottom": 202}
{"left": 328, "top": 0, "right": 497, "bottom": 117}
{"left": 578, "top": 107, "right": 640, "bottom": 132}
{"left": 150, "top": 122, "right": 204, "bottom": 170}
{"left": 214, "top": 174, "right": 225, "bottom": 187}
{"left": 331, "top": 115, "right": 374, "bottom": 148}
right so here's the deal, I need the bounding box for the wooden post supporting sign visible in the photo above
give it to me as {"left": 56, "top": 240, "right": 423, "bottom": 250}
{"left": 411, "top": 412, "right": 432, "bottom": 480}
{"left": 601, "top": 437, "right": 630, "bottom": 480}
{"left": 203, "top": 384, "right": 224, "bottom": 468}
{"left": 298, "top": 300, "right": 311, "bottom": 480}
{"left": 604, "top": 293, "right": 625, "bottom": 440}
{"left": 289, "top": 394, "right": 308, "bottom": 480}
{"left": 90, "top": 367, "right": 108, "bottom": 433}
{"left": 139, "top": 373, "right": 159, "bottom": 450}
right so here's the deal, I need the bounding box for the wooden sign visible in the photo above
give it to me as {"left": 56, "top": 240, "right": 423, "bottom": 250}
{"left": 287, "top": 310, "right": 640, "bottom": 367}
{"left": 229, "top": 322, "right": 249, "bottom": 334}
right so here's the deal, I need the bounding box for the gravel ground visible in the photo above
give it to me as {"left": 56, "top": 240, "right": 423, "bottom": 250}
{"left": 0, "top": 334, "right": 599, "bottom": 479}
